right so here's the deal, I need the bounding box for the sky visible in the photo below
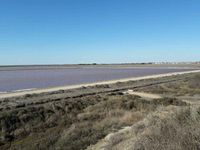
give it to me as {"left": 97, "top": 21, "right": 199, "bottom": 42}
{"left": 0, "top": 0, "right": 200, "bottom": 65}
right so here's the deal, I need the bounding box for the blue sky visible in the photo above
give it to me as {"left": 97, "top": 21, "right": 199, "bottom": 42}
{"left": 0, "top": 0, "right": 200, "bottom": 65}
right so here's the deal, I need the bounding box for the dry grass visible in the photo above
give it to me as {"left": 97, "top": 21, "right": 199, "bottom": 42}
{"left": 87, "top": 73, "right": 200, "bottom": 150}
{"left": 0, "top": 73, "right": 199, "bottom": 150}
{"left": 134, "top": 106, "right": 200, "bottom": 150}
{"left": 87, "top": 106, "right": 200, "bottom": 150}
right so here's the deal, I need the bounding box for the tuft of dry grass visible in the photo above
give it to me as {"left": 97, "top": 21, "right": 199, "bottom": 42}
{"left": 119, "top": 111, "right": 143, "bottom": 125}
{"left": 134, "top": 106, "right": 200, "bottom": 150}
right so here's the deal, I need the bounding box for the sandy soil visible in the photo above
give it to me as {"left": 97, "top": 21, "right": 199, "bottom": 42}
{"left": 124, "top": 90, "right": 162, "bottom": 99}
{"left": 0, "top": 70, "right": 200, "bottom": 99}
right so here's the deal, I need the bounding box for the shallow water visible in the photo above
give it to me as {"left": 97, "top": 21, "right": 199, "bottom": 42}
{"left": 0, "top": 67, "right": 195, "bottom": 92}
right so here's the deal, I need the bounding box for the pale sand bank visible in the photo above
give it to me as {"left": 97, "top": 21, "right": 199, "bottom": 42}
{"left": 124, "top": 90, "right": 162, "bottom": 99}
{"left": 0, "top": 70, "right": 200, "bottom": 99}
